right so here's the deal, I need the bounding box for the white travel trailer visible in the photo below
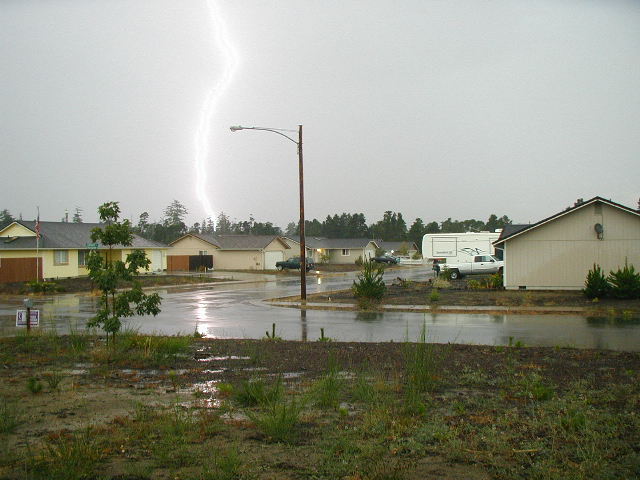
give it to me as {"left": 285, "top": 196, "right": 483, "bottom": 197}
{"left": 422, "top": 232, "right": 501, "bottom": 263}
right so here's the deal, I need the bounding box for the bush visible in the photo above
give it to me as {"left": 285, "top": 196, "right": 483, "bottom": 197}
{"left": 352, "top": 258, "right": 386, "bottom": 301}
{"left": 429, "top": 289, "right": 440, "bottom": 302}
{"left": 583, "top": 264, "right": 610, "bottom": 299}
{"left": 24, "top": 280, "right": 60, "bottom": 293}
{"left": 439, "top": 268, "right": 453, "bottom": 281}
{"left": 608, "top": 262, "right": 640, "bottom": 299}
{"left": 487, "top": 272, "right": 503, "bottom": 289}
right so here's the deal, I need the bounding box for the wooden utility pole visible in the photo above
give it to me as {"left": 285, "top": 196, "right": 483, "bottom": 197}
{"left": 298, "top": 125, "right": 306, "bottom": 302}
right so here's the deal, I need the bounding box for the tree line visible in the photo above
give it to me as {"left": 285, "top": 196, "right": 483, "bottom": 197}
{"left": 1, "top": 200, "right": 513, "bottom": 250}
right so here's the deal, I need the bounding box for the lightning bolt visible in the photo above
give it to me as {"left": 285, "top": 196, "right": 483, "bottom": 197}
{"left": 194, "top": 0, "right": 239, "bottom": 221}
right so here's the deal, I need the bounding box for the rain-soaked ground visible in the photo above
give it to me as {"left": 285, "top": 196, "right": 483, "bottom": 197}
{"left": 1, "top": 267, "right": 639, "bottom": 350}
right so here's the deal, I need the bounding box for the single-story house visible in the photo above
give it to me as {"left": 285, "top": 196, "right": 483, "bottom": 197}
{"left": 286, "top": 237, "right": 379, "bottom": 264}
{"left": 376, "top": 241, "right": 419, "bottom": 258}
{"left": 168, "top": 234, "right": 293, "bottom": 271}
{"left": 0, "top": 221, "right": 168, "bottom": 283}
{"left": 493, "top": 197, "right": 640, "bottom": 290}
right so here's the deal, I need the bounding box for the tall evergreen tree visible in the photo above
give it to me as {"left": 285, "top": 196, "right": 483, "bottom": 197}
{"left": 216, "top": 212, "right": 233, "bottom": 234}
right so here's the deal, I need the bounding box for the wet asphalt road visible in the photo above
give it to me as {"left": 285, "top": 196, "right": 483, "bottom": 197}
{"left": 1, "top": 266, "right": 639, "bottom": 350}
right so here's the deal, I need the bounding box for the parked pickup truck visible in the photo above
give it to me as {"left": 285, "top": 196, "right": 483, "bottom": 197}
{"left": 441, "top": 255, "right": 503, "bottom": 280}
{"left": 276, "top": 257, "right": 315, "bottom": 272}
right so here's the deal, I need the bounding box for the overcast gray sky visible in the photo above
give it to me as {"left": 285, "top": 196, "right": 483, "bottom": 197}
{"left": 2, "top": 0, "right": 639, "bottom": 229}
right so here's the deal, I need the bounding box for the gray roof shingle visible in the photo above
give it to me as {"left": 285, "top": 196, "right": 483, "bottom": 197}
{"left": 179, "top": 233, "right": 290, "bottom": 250}
{"left": 0, "top": 221, "right": 167, "bottom": 250}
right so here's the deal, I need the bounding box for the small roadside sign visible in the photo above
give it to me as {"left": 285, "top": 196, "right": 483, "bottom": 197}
{"left": 16, "top": 310, "right": 40, "bottom": 327}
{"left": 86, "top": 243, "right": 99, "bottom": 249}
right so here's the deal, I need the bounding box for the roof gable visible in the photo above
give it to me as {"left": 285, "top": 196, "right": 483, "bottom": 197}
{"left": 0, "top": 222, "right": 36, "bottom": 238}
{"left": 494, "top": 197, "right": 640, "bottom": 245}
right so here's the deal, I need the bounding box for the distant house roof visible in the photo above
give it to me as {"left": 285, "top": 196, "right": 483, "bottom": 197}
{"left": 0, "top": 221, "right": 167, "bottom": 250}
{"left": 286, "top": 237, "right": 379, "bottom": 249}
{"left": 494, "top": 196, "right": 640, "bottom": 246}
{"left": 172, "top": 233, "right": 290, "bottom": 250}
{"left": 376, "top": 240, "right": 418, "bottom": 252}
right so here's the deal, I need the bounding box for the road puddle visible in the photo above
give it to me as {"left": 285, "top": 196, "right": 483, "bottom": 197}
{"left": 196, "top": 355, "right": 250, "bottom": 362}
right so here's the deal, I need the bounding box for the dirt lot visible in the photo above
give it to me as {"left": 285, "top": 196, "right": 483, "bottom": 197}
{"left": 0, "top": 275, "right": 230, "bottom": 296}
{"left": 1, "top": 333, "right": 639, "bottom": 479}
{"left": 304, "top": 276, "right": 640, "bottom": 313}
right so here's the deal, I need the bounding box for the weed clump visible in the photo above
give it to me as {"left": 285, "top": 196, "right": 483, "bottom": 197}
{"left": 234, "top": 376, "right": 283, "bottom": 407}
{"left": 247, "top": 397, "right": 304, "bottom": 443}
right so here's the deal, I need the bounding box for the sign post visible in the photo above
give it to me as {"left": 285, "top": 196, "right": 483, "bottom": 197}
{"left": 16, "top": 308, "right": 40, "bottom": 331}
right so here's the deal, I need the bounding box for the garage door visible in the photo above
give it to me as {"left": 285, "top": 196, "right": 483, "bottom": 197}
{"left": 167, "top": 255, "right": 189, "bottom": 272}
{"left": 264, "top": 251, "right": 284, "bottom": 270}
{"left": 0, "top": 258, "right": 42, "bottom": 283}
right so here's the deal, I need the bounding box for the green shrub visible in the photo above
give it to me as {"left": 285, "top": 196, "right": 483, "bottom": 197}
{"left": 429, "top": 289, "right": 440, "bottom": 302}
{"left": 439, "top": 268, "right": 453, "bottom": 281}
{"left": 583, "top": 264, "right": 610, "bottom": 299}
{"left": 487, "top": 272, "right": 504, "bottom": 289}
{"left": 27, "top": 377, "right": 43, "bottom": 394}
{"left": 352, "top": 258, "right": 386, "bottom": 301}
{"left": 608, "top": 262, "right": 640, "bottom": 299}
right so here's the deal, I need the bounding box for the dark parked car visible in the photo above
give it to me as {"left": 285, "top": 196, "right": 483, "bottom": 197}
{"left": 371, "top": 256, "right": 399, "bottom": 264}
{"left": 276, "top": 257, "right": 315, "bottom": 271}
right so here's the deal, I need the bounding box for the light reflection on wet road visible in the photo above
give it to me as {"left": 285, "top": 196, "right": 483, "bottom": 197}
{"left": 1, "top": 267, "right": 639, "bottom": 351}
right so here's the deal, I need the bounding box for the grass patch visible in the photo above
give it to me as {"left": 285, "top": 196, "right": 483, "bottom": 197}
{"left": 1, "top": 337, "right": 639, "bottom": 479}
{"left": 234, "top": 376, "right": 283, "bottom": 407}
{"left": 0, "top": 398, "right": 21, "bottom": 434}
{"left": 247, "top": 396, "right": 305, "bottom": 443}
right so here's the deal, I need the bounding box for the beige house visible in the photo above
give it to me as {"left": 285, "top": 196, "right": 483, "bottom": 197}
{"left": 376, "top": 241, "right": 419, "bottom": 258}
{"left": 0, "top": 221, "right": 168, "bottom": 283}
{"left": 286, "top": 237, "right": 379, "bottom": 264}
{"left": 168, "top": 234, "right": 293, "bottom": 271}
{"left": 494, "top": 197, "right": 640, "bottom": 290}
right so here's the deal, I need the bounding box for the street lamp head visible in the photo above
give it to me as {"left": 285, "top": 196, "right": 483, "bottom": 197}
{"left": 229, "top": 125, "right": 244, "bottom": 132}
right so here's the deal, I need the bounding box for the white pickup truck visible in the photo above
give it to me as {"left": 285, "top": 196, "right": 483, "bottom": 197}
{"left": 441, "top": 255, "right": 504, "bottom": 280}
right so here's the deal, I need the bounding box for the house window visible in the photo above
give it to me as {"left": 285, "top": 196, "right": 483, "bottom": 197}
{"left": 199, "top": 250, "right": 208, "bottom": 255}
{"left": 78, "top": 250, "right": 91, "bottom": 267}
{"left": 342, "top": 249, "right": 350, "bottom": 256}
{"left": 54, "top": 250, "right": 69, "bottom": 265}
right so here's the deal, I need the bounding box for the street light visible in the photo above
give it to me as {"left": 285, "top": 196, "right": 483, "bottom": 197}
{"left": 230, "top": 125, "right": 307, "bottom": 301}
